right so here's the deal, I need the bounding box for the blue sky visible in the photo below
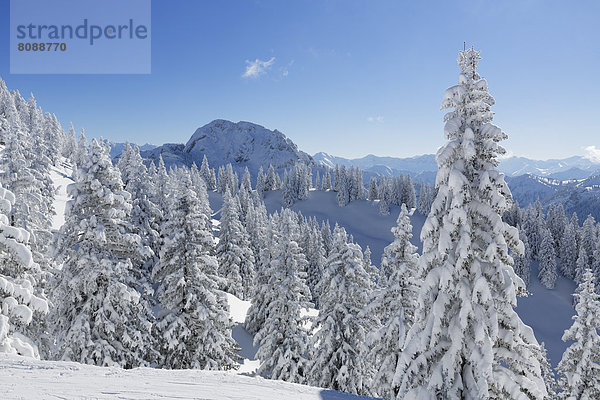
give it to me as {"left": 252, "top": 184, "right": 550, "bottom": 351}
{"left": 1, "top": 0, "right": 599, "bottom": 160}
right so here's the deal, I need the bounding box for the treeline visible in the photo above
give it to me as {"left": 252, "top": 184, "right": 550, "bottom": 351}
{"left": 505, "top": 199, "right": 600, "bottom": 292}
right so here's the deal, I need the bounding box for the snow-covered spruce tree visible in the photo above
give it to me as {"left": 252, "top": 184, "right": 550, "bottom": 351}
{"left": 118, "top": 144, "right": 161, "bottom": 293}
{"left": 575, "top": 246, "right": 589, "bottom": 286}
{"left": 244, "top": 193, "right": 269, "bottom": 264}
{"left": 546, "top": 203, "right": 567, "bottom": 255}
{"left": 51, "top": 139, "right": 154, "bottom": 368}
{"left": 321, "top": 220, "right": 333, "bottom": 258}
{"left": 240, "top": 167, "right": 252, "bottom": 193}
{"left": 199, "top": 154, "right": 216, "bottom": 190}
{"left": 152, "top": 176, "right": 239, "bottom": 370}
{"left": 513, "top": 225, "right": 532, "bottom": 289}
{"left": 41, "top": 112, "right": 65, "bottom": 166}
{"left": 256, "top": 166, "right": 266, "bottom": 197}
{"left": 335, "top": 166, "right": 350, "bottom": 207}
{"left": 236, "top": 187, "right": 252, "bottom": 226}
{"left": 282, "top": 163, "right": 311, "bottom": 206}
{"left": 244, "top": 214, "right": 276, "bottom": 336}
{"left": 115, "top": 142, "right": 138, "bottom": 187}
{"left": 523, "top": 202, "right": 545, "bottom": 260}
{"left": 417, "top": 182, "right": 432, "bottom": 215}
{"left": 154, "top": 155, "right": 171, "bottom": 215}
{"left": 304, "top": 223, "right": 325, "bottom": 307}
{"left": 62, "top": 123, "right": 77, "bottom": 162}
{"left": 73, "top": 129, "right": 88, "bottom": 167}
{"left": 368, "top": 203, "right": 420, "bottom": 399}
{"left": 368, "top": 177, "right": 379, "bottom": 200}
{"left": 307, "top": 225, "right": 374, "bottom": 395}
{"left": 282, "top": 170, "right": 293, "bottom": 206}
{"left": 580, "top": 215, "right": 596, "bottom": 261}
{"left": 0, "top": 129, "right": 54, "bottom": 273}
{"left": 192, "top": 165, "right": 213, "bottom": 221}
{"left": 503, "top": 200, "right": 522, "bottom": 228}
{"left": 254, "top": 212, "right": 312, "bottom": 382}
{"left": 592, "top": 239, "right": 600, "bottom": 283}
{"left": 538, "top": 226, "right": 557, "bottom": 289}
{"left": 538, "top": 342, "right": 556, "bottom": 400}
{"left": 556, "top": 269, "right": 600, "bottom": 399}
{"left": 264, "top": 164, "right": 276, "bottom": 191}
{"left": 217, "top": 164, "right": 239, "bottom": 195}
{"left": 362, "top": 245, "right": 379, "bottom": 287}
{"left": 378, "top": 190, "right": 391, "bottom": 215}
{"left": 559, "top": 220, "right": 578, "bottom": 279}
{"left": 0, "top": 184, "right": 49, "bottom": 358}
{"left": 401, "top": 175, "right": 417, "bottom": 208}
{"left": 394, "top": 48, "right": 547, "bottom": 399}
{"left": 216, "top": 191, "right": 255, "bottom": 300}
{"left": 322, "top": 168, "right": 332, "bottom": 190}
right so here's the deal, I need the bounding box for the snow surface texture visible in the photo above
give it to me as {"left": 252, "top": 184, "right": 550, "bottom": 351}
{"left": 0, "top": 284, "right": 371, "bottom": 399}
{"left": 0, "top": 353, "right": 377, "bottom": 400}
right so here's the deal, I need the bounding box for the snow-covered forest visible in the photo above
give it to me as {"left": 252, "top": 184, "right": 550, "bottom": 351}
{"left": 0, "top": 49, "right": 599, "bottom": 399}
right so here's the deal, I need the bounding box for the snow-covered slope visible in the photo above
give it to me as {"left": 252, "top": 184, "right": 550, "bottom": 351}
{"left": 0, "top": 353, "right": 376, "bottom": 400}
{"left": 242, "top": 190, "right": 575, "bottom": 366}
{"left": 141, "top": 120, "right": 314, "bottom": 176}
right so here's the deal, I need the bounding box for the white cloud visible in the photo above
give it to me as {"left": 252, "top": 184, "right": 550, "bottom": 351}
{"left": 242, "top": 57, "right": 275, "bottom": 79}
{"left": 367, "top": 116, "right": 384, "bottom": 123}
{"left": 584, "top": 145, "right": 600, "bottom": 163}
{"left": 281, "top": 60, "right": 294, "bottom": 78}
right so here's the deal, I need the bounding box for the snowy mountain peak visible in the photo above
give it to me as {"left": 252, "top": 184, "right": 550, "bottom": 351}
{"left": 142, "top": 120, "right": 313, "bottom": 175}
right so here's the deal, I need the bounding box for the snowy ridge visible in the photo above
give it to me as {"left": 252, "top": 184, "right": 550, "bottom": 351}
{"left": 506, "top": 173, "right": 600, "bottom": 220}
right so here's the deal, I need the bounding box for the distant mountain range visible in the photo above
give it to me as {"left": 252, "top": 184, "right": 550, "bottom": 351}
{"left": 505, "top": 173, "right": 600, "bottom": 219}
{"left": 109, "top": 119, "right": 600, "bottom": 219}
{"left": 313, "top": 152, "right": 600, "bottom": 181}
{"left": 313, "top": 151, "right": 600, "bottom": 219}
